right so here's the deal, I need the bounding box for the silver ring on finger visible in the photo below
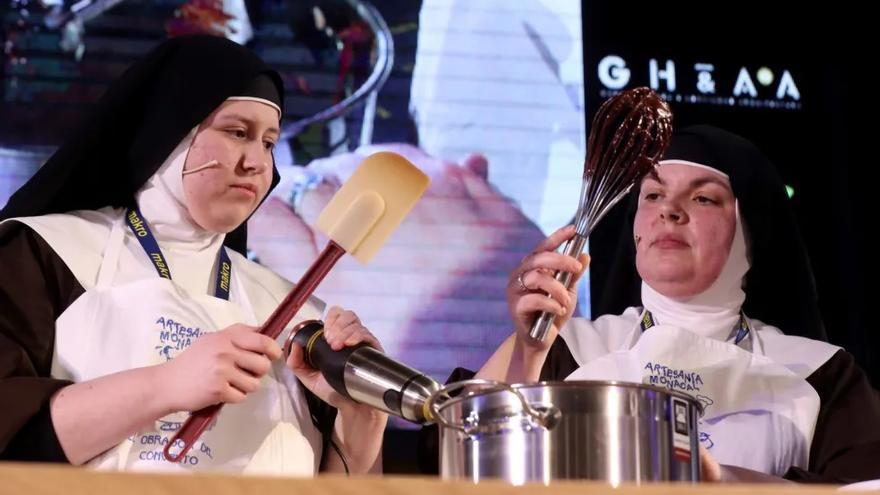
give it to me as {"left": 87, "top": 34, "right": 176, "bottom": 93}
{"left": 516, "top": 271, "right": 529, "bottom": 293}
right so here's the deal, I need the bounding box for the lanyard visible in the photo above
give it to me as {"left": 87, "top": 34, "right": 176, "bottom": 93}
{"left": 125, "top": 207, "right": 232, "bottom": 300}
{"left": 640, "top": 309, "right": 751, "bottom": 349}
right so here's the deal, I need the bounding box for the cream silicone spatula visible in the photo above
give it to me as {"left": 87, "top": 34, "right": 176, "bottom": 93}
{"left": 164, "top": 151, "right": 429, "bottom": 462}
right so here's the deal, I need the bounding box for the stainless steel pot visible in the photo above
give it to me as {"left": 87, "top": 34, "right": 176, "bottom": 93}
{"left": 427, "top": 380, "right": 701, "bottom": 485}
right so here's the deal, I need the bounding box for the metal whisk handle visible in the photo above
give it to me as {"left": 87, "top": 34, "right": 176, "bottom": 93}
{"left": 528, "top": 234, "right": 588, "bottom": 341}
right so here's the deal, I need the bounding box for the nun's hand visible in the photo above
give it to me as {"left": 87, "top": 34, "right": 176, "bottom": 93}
{"left": 286, "top": 306, "right": 385, "bottom": 411}
{"left": 508, "top": 225, "right": 589, "bottom": 351}
{"left": 287, "top": 306, "right": 387, "bottom": 474}
{"left": 700, "top": 445, "right": 722, "bottom": 482}
{"left": 160, "top": 324, "right": 281, "bottom": 412}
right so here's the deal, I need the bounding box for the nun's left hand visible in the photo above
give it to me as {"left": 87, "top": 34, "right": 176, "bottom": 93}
{"left": 700, "top": 445, "right": 722, "bottom": 481}
{"left": 287, "top": 306, "right": 385, "bottom": 411}
{"left": 287, "top": 306, "right": 387, "bottom": 473}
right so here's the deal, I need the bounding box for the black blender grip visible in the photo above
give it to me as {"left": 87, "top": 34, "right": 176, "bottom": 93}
{"left": 291, "top": 320, "right": 369, "bottom": 399}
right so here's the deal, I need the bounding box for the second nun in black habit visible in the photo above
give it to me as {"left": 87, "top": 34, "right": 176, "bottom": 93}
{"left": 465, "top": 125, "right": 880, "bottom": 483}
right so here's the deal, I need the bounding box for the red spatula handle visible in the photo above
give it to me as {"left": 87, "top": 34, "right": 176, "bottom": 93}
{"left": 162, "top": 403, "right": 219, "bottom": 462}
{"left": 260, "top": 241, "right": 346, "bottom": 339}
{"left": 163, "top": 241, "right": 346, "bottom": 462}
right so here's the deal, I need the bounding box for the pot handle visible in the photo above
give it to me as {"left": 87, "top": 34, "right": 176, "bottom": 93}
{"left": 424, "top": 379, "right": 559, "bottom": 434}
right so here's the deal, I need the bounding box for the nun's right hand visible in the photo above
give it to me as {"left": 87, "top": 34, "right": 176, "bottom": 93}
{"left": 158, "top": 324, "right": 282, "bottom": 412}
{"left": 508, "top": 225, "right": 589, "bottom": 350}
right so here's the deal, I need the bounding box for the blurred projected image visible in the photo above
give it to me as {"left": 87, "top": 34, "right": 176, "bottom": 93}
{"left": 1, "top": 0, "right": 587, "bottom": 386}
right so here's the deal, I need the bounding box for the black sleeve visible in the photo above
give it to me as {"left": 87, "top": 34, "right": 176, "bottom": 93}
{"left": 784, "top": 349, "right": 880, "bottom": 483}
{"left": 539, "top": 336, "right": 580, "bottom": 382}
{"left": 0, "top": 224, "right": 85, "bottom": 462}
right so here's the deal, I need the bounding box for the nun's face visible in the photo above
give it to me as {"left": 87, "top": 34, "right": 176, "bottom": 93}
{"left": 634, "top": 163, "right": 737, "bottom": 299}
{"left": 182, "top": 100, "right": 279, "bottom": 233}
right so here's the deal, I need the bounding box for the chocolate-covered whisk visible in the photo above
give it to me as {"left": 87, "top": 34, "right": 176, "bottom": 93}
{"left": 529, "top": 87, "right": 673, "bottom": 341}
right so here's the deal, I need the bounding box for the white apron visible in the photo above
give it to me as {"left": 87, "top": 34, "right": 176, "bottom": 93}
{"left": 14, "top": 213, "right": 322, "bottom": 475}
{"left": 565, "top": 313, "right": 827, "bottom": 476}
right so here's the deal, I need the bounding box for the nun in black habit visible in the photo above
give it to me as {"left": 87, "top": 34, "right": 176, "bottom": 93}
{"left": 462, "top": 125, "right": 880, "bottom": 483}
{"left": 0, "top": 35, "right": 387, "bottom": 475}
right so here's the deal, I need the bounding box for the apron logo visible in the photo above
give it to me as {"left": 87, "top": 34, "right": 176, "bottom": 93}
{"left": 138, "top": 437, "right": 201, "bottom": 465}
{"left": 696, "top": 394, "right": 714, "bottom": 410}
{"left": 138, "top": 435, "right": 214, "bottom": 462}
{"left": 155, "top": 316, "right": 202, "bottom": 361}
{"left": 644, "top": 362, "right": 704, "bottom": 392}
{"left": 157, "top": 420, "right": 182, "bottom": 432}
{"left": 699, "top": 432, "right": 715, "bottom": 449}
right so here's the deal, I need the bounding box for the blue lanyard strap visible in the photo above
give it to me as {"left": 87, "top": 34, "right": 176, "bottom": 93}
{"left": 125, "top": 207, "right": 232, "bottom": 300}
{"left": 126, "top": 207, "right": 172, "bottom": 280}
{"left": 214, "top": 247, "right": 232, "bottom": 300}
{"left": 640, "top": 309, "right": 751, "bottom": 348}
